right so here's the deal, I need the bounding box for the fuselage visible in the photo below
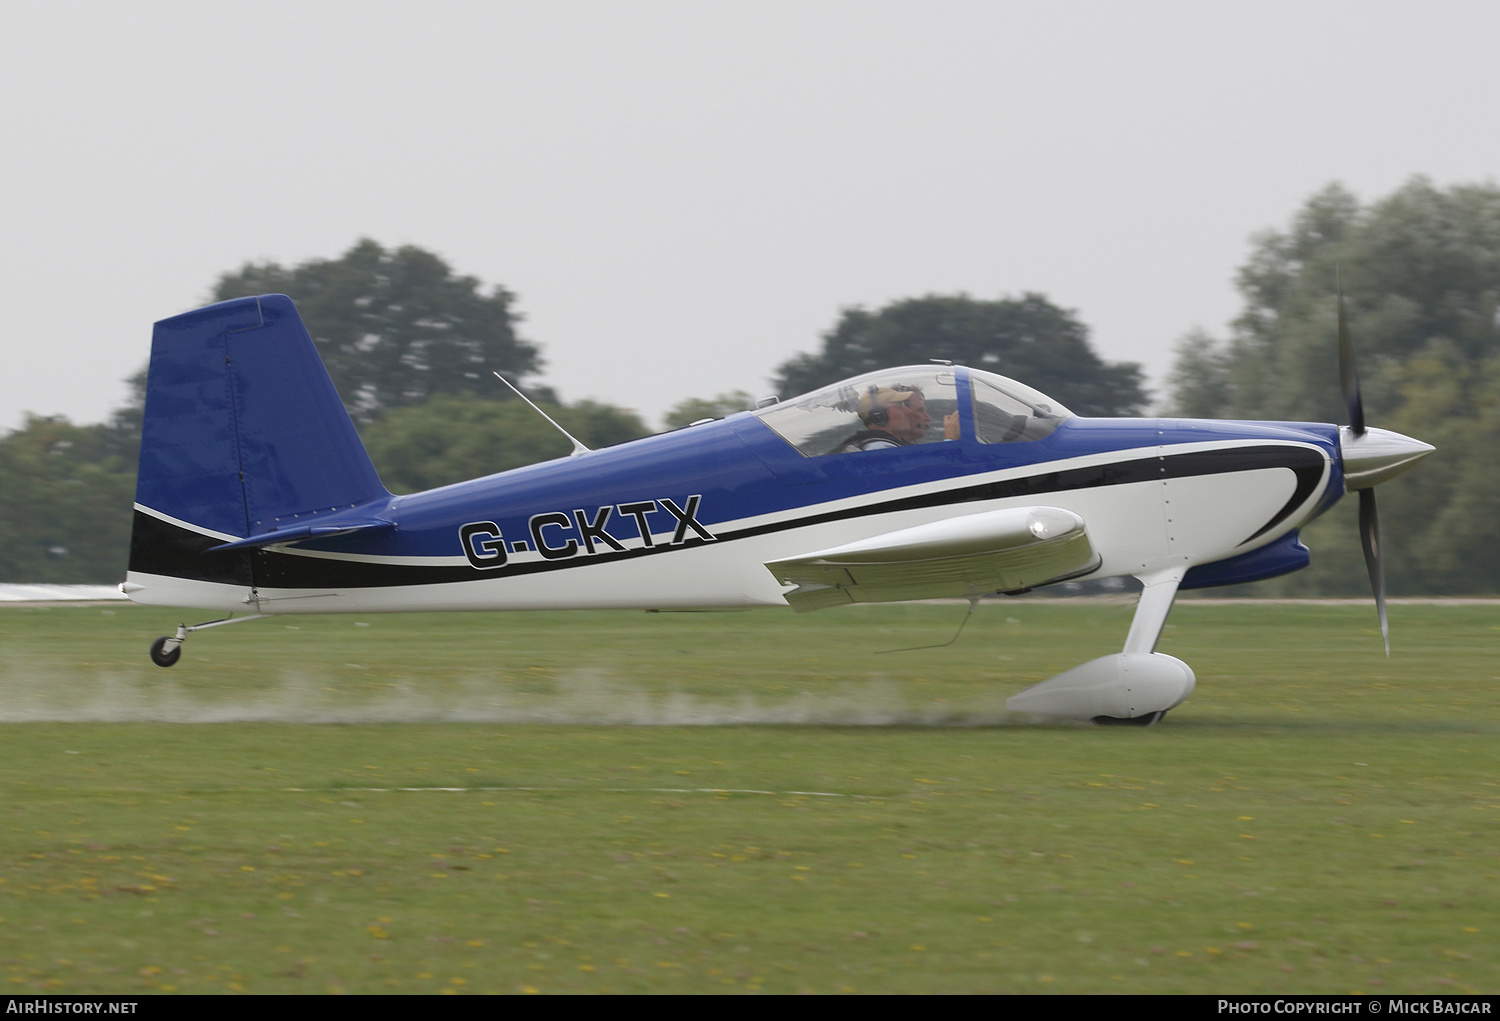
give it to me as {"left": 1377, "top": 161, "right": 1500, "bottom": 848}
{"left": 126, "top": 377, "right": 1344, "bottom": 615}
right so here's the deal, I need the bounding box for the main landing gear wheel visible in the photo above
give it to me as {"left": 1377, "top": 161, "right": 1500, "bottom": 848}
{"left": 1091, "top": 711, "right": 1166, "bottom": 727}
{"left": 149, "top": 636, "right": 181, "bottom": 668}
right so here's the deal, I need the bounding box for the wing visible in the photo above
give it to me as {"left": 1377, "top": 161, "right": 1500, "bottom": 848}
{"left": 764, "top": 506, "right": 1098, "bottom": 612}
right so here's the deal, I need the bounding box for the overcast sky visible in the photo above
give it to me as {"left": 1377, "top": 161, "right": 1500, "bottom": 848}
{"left": 3, "top": 1, "right": 1497, "bottom": 432}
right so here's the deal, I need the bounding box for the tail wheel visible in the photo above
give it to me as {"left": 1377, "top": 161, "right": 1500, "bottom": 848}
{"left": 149, "top": 637, "right": 181, "bottom": 668}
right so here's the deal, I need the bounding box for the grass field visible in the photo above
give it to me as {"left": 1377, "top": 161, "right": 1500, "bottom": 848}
{"left": 1, "top": 600, "right": 1497, "bottom": 994}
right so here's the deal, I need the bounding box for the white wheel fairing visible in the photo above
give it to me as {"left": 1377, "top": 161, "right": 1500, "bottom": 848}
{"left": 1007, "top": 653, "right": 1197, "bottom": 721}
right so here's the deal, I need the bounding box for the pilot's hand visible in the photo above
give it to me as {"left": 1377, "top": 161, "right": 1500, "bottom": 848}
{"left": 944, "top": 411, "right": 960, "bottom": 440}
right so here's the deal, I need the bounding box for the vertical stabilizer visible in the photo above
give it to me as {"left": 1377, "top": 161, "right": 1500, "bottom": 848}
{"left": 130, "top": 294, "right": 389, "bottom": 583}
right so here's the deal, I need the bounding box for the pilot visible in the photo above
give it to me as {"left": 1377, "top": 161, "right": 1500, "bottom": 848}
{"left": 831, "top": 384, "right": 959, "bottom": 453}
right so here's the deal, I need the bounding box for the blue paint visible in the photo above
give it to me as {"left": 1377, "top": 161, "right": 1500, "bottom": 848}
{"left": 1181, "top": 530, "right": 1311, "bottom": 590}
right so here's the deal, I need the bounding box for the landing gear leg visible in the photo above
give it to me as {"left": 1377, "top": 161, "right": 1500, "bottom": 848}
{"left": 147, "top": 614, "right": 268, "bottom": 667}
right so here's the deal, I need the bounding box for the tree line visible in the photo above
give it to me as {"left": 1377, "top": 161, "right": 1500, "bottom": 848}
{"left": 12, "top": 178, "right": 1493, "bottom": 596}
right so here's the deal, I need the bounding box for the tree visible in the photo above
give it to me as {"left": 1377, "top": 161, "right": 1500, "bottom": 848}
{"left": 214, "top": 239, "right": 540, "bottom": 422}
{"left": 360, "top": 394, "right": 650, "bottom": 494}
{"left": 1164, "top": 328, "right": 1233, "bottom": 419}
{"left": 775, "top": 293, "right": 1148, "bottom": 416}
{"left": 1164, "top": 178, "right": 1500, "bottom": 594}
{"left": 0, "top": 415, "right": 136, "bottom": 583}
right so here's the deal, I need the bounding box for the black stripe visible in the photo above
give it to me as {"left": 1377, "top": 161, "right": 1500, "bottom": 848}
{"left": 724, "top": 445, "right": 1325, "bottom": 546}
{"left": 129, "top": 510, "right": 254, "bottom": 586}
{"left": 1231, "top": 450, "right": 1326, "bottom": 544}
{"left": 129, "top": 444, "right": 1325, "bottom": 589}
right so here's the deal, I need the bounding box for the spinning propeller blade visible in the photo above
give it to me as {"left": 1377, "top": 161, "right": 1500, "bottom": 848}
{"left": 1358, "top": 488, "right": 1389, "bottom": 656}
{"left": 1337, "top": 271, "right": 1366, "bottom": 437}
{"left": 1337, "top": 273, "right": 1405, "bottom": 656}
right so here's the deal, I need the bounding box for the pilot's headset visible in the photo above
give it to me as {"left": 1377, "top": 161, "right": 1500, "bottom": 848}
{"left": 860, "top": 384, "right": 917, "bottom": 427}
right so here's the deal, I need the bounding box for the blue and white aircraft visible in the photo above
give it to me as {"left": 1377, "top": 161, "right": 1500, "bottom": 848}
{"left": 122, "top": 293, "right": 1433, "bottom": 724}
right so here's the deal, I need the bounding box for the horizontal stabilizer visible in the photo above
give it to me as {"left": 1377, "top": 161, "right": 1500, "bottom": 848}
{"left": 765, "top": 506, "right": 1097, "bottom": 611}
{"left": 207, "top": 517, "right": 395, "bottom": 553}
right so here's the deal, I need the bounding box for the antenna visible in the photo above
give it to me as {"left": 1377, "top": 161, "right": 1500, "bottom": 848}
{"left": 492, "top": 372, "right": 590, "bottom": 456}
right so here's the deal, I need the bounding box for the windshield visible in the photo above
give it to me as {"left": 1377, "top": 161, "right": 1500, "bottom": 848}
{"left": 968, "top": 369, "right": 1071, "bottom": 443}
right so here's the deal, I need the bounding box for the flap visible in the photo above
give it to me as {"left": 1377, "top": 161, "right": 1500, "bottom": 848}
{"left": 765, "top": 506, "right": 1098, "bottom": 611}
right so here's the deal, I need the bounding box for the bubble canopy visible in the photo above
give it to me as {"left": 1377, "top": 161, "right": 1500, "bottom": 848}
{"left": 754, "top": 366, "right": 1072, "bottom": 457}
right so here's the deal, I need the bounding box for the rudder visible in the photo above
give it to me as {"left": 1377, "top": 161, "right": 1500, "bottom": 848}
{"left": 130, "top": 294, "right": 389, "bottom": 583}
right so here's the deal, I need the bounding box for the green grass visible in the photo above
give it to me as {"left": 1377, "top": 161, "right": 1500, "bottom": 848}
{"left": 1, "top": 601, "right": 1497, "bottom": 993}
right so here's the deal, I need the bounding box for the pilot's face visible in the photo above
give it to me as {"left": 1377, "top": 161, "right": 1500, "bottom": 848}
{"left": 885, "top": 394, "right": 930, "bottom": 442}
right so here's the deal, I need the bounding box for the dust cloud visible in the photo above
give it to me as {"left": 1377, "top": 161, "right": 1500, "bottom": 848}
{"left": 0, "top": 662, "right": 1019, "bottom": 726}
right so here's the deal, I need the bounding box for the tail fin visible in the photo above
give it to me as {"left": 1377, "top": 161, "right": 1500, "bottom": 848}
{"left": 129, "top": 295, "right": 389, "bottom": 583}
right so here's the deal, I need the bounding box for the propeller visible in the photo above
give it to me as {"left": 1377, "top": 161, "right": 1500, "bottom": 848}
{"left": 1337, "top": 274, "right": 1387, "bottom": 654}
{"left": 1358, "top": 487, "right": 1386, "bottom": 655}
{"left": 1337, "top": 271, "right": 1365, "bottom": 437}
